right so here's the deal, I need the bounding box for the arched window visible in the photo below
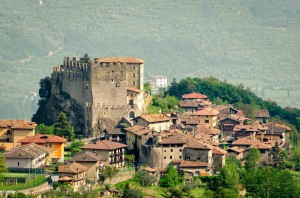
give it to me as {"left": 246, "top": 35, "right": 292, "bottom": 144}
{"left": 129, "top": 111, "right": 135, "bottom": 119}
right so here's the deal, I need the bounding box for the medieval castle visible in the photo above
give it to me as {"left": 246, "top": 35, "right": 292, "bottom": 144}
{"left": 52, "top": 56, "right": 146, "bottom": 137}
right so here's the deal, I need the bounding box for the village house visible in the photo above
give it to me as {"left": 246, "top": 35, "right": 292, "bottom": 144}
{"left": 81, "top": 140, "right": 127, "bottom": 168}
{"left": 197, "top": 125, "right": 221, "bottom": 145}
{"left": 0, "top": 120, "right": 37, "bottom": 151}
{"left": 192, "top": 108, "right": 219, "bottom": 128}
{"left": 231, "top": 136, "right": 271, "bottom": 164}
{"left": 233, "top": 124, "right": 269, "bottom": 140}
{"left": 254, "top": 109, "right": 270, "bottom": 124}
{"left": 58, "top": 162, "right": 87, "bottom": 192}
{"left": 103, "top": 128, "right": 126, "bottom": 144}
{"left": 18, "top": 134, "right": 67, "bottom": 163}
{"left": 226, "top": 146, "right": 245, "bottom": 160}
{"left": 211, "top": 147, "right": 227, "bottom": 173}
{"left": 3, "top": 143, "right": 48, "bottom": 170}
{"left": 219, "top": 117, "right": 241, "bottom": 139}
{"left": 132, "top": 114, "right": 170, "bottom": 132}
{"left": 70, "top": 151, "right": 108, "bottom": 183}
{"left": 264, "top": 123, "right": 291, "bottom": 147}
{"left": 214, "top": 105, "right": 239, "bottom": 115}
{"left": 179, "top": 100, "right": 211, "bottom": 114}
{"left": 173, "top": 160, "right": 211, "bottom": 178}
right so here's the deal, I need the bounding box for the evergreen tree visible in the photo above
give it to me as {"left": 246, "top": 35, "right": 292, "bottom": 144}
{"left": 53, "top": 112, "right": 74, "bottom": 141}
{"left": 272, "top": 141, "right": 285, "bottom": 169}
{"left": 245, "top": 148, "right": 260, "bottom": 170}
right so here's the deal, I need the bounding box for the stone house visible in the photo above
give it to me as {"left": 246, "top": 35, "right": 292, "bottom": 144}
{"left": 192, "top": 108, "right": 219, "bottom": 128}
{"left": 233, "top": 124, "right": 269, "bottom": 140}
{"left": 58, "top": 162, "right": 87, "bottom": 192}
{"left": 226, "top": 146, "right": 245, "bottom": 160}
{"left": 70, "top": 151, "right": 108, "bottom": 183}
{"left": 81, "top": 140, "right": 127, "bottom": 168}
{"left": 218, "top": 117, "right": 241, "bottom": 139}
{"left": 103, "top": 128, "right": 126, "bottom": 144}
{"left": 254, "top": 109, "right": 270, "bottom": 124}
{"left": 179, "top": 100, "right": 211, "bottom": 114}
{"left": 3, "top": 143, "right": 48, "bottom": 170}
{"left": 177, "top": 160, "right": 210, "bottom": 177}
{"left": 18, "top": 134, "right": 67, "bottom": 163}
{"left": 211, "top": 147, "right": 227, "bottom": 173}
{"left": 132, "top": 114, "right": 170, "bottom": 132}
{"left": 0, "top": 120, "right": 36, "bottom": 151}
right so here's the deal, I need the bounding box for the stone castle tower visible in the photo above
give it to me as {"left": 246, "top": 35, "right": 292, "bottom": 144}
{"left": 52, "top": 56, "right": 145, "bottom": 137}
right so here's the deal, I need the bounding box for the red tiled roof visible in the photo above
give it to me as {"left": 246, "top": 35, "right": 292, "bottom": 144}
{"left": 159, "top": 133, "right": 186, "bottom": 145}
{"left": 192, "top": 108, "right": 219, "bottom": 116}
{"left": 127, "top": 87, "right": 142, "bottom": 93}
{"left": 3, "top": 143, "right": 49, "bottom": 159}
{"left": 254, "top": 109, "right": 270, "bottom": 118}
{"left": 212, "top": 147, "right": 227, "bottom": 155}
{"left": 226, "top": 146, "right": 245, "bottom": 153}
{"left": 233, "top": 124, "right": 268, "bottom": 132}
{"left": 0, "top": 120, "right": 37, "bottom": 129}
{"left": 185, "top": 138, "right": 212, "bottom": 150}
{"left": 137, "top": 114, "right": 170, "bottom": 123}
{"left": 58, "top": 162, "right": 87, "bottom": 173}
{"left": 82, "top": 140, "right": 127, "bottom": 150}
{"left": 179, "top": 160, "right": 209, "bottom": 168}
{"left": 182, "top": 92, "right": 207, "bottom": 99}
{"left": 198, "top": 125, "right": 221, "bottom": 135}
{"left": 125, "top": 126, "right": 152, "bottom": 136}
{"left": 18, "top": 134, "right": 67, "bottom": 144}
{"left": 96, "top": 57, "right": 145, "bottom": 64}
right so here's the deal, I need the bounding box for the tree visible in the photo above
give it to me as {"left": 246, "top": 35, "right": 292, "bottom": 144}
{"left": 272, "top": 141, "right": 285, "bottom": 169}
{"left": 220, "top": 164, "right": 240, "bottom": 192}
{"left": 134, "top": 170, "right": 156, "bottom": 187}
{"left": 53, "top": 112, "right": 74, "bottom": 141}
{"left": 39, "top": 77, "right": 52, "bottom": 100}
{"left": 68, "top": 140, "right": 85, "bottom": 156}
{"left": 144, "top": 82, "right": 151, "bottom": 92}
{"left": 101, "top": 165, "right": 119, "bottom": 182}
{"left": 159, "top": 165, "right": 181, "bottom": 188}
{"left": 245, "top": 148, "right": 260, "bottom": 170}
{"left": 125, "top": 154, "right": 135, "bottom": 168}
{"left": 35, "top": 123, "right": 54, "bottom": 134}
{"left": 292, "top": 146, "right": 300, "bottom": 170}
{"left": 215, "top": 187, "right": 239, "bottom": 198}
{"left": 0, "top": 154, "right": 8, "bottom": 181}
{"left": 123, "top": 187, "right": 143, "bottom": 198}
{"left": 83, "top": 53, "right": 90, "bottom": 63}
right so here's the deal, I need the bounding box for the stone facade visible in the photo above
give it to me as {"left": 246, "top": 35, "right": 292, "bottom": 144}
{"left": 52, "top": 57, "right": 145, "bottom": 137}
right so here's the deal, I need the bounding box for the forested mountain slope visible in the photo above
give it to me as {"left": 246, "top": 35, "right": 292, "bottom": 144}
{"left": 0, "top": 0, "right": 299, "bottom": 119}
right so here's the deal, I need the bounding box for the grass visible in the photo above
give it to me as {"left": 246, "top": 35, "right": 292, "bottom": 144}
{"left": 190, "top": 187, "right": 206, "bottom": 198}
{"left": 0, "top": 175, "right": 48, "bottom": 190}
{"left": 3, "top": 173, "right": 29, "bottom": 178}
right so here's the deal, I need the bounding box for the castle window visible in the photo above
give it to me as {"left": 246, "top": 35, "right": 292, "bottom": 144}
{"left": 132, "top": 73, "right": 136, "bottom": 78}
{"left": 170, "top": 156, "right": 172, "bottom": 159}
{"left": 179, "top": 156, "right": 182, "bottom": 159}
{"left": 171, "top": 149, "right": 173, "bottom": 152}
{"left": 132, "top": 65, "right": 136, "bottom": 69}
{"left": 111, "top": 79, "right": 114, "bottom": 82}
{"left": 132, "top": 81, "right": 136, "bottom": 86}
{"left": 205, "top": 120, "right": 209, "bottom": 123}
{"left": 6, "top": 130, "right": 11, "bottom": 135}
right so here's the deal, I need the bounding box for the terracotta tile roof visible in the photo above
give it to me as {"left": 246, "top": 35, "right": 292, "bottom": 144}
{"left": 198, "top": 125, "right": 221, "bottom": 135}
{"left": 185, "top": 137, "right": 212, "bottom": 150}
{"left": 58, "top": 162, "right": 87, "bottom": 174}
{"left": 233, "top": 124, "right": 268, "bottom": 132}
{"left": 226, "top": 146, "right": 245, "bottom": 153}
{"left": 0, "top": 120, "right": 37, "bottom": 129}
{"left": 58, "top": 176, "right": 73, "bottom": 181}
{"left": 172, "top": 159, "right": 183, "bottom": 164}
{"left": 142, "top": 166, "right": 157, "bottom": 173}
{"left": 179, "top": 115, "right": 201, "bottom": 125}
{"left": 3, "top": 143, "right": 48, "bottom": 159}
{"left": 159, "top": 133, "right": 186, "bottom": 145}
{"left": 82, "top": 140, "right": 127, "bottom": 150}
{"left": 266, "top": 123, "right": 291, "bottom": 133}
{"left": 71, "top": 151, "right": 106, "bottom": 162}
{"left": 127, "top": 87, "right": 142, "bottom": 93}
{"left": 212, "top": 147, "right": 227, "bottom": 155}
{"left": 104, "top": 128, "right": 125, "bottom": 135}
{"left": 254, "top": 109, "right": 270, "bottom": 118}
{"left": 200, "top": 172, "right": 211, "bottom": 176}
{"left": 96, "top": 57, "right": 145, "bottom": 64}
{"left": 179, "top": 160, "right": 209, "bottom": 168}
{"left": 231, "top": 137, "right": 271, "bottom": 150}
{"left": 182, "top": 92, "right": 207, "bottom": 99}
{"left": 179, "top": 100, "right": 199, "bottom": 108}
{"left": 192, "top": 108, "right": 219, "bottom": 116}
{"left": 125, "top": 125, "right": 152, "bottom": 136}
{"left": 18, "top": 134, "right": 67, "bottom": 144}
{"left": 137, "top": 114, "right": 170, "bottom": 123}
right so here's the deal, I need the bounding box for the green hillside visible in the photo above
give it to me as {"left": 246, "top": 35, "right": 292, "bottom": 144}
{"left": 0, "top": 0, "right": 299, "bottom": 119}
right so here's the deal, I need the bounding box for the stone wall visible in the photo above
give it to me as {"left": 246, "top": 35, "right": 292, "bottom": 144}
{"left": 104, "top": 170, "right": 135, "bottom": 185}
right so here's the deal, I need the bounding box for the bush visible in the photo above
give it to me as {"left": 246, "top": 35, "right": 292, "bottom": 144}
{"left": 134, "top": 170, "right": 156, "bottom": 187}
{"left": 123, "top": 188, "right": 143, "bottom": 198}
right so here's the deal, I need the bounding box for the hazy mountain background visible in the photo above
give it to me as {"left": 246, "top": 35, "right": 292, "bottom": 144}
{"left": 0, "top": 0, "right": 300, "bottom": 120}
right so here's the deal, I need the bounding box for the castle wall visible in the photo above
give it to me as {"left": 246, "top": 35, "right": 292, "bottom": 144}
{"left": 126, "top": 63, "right": 144, "bottom": 90}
